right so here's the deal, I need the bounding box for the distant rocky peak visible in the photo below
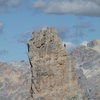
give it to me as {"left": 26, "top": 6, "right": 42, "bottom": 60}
{"left": 87, "top": 39, "right": 100, "bottom": 47}
{"left": 70, "top": 39, "right": 100, "bottom": 100}
{"left": 87, "top": 39, "right": 100, "bottom": 53}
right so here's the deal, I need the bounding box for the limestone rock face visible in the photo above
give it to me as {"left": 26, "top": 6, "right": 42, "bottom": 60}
{"left": 71, "top": 40, "right": 100, "bottom": 100}
{"left": 0, "top": 61, "right": 31, "bottom": 100}
{"left": 28, "top": 27, "right": 84, "bottom": 100}
{"left": 87, "top": 39, "right": 100, "bottom": 53}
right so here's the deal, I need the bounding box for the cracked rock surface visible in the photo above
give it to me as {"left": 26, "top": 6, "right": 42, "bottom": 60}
{"left": 28, "top": 27, "right": 85, "bottom": 100}
{"left": 0, "top": 61, "right": 31, "bottom": 100}
{"left": 71, "top": 39, "right": 100, "bottom": 100}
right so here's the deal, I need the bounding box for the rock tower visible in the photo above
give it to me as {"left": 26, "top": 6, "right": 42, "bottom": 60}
{"left": 27, "top": 27, "right": 85, "bottom": 100}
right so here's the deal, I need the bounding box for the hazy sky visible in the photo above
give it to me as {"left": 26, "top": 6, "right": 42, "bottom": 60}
{"left": 0, "top": 0, "right": 100, "bottom": 62}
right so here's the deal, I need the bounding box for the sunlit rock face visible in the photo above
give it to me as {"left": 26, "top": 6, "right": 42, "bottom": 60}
{"left": 71, "top": 39, "right": 100, "bottom": 100}
{"left": 28, "top": 27, "right": 85, "bottom": 100}
{"left": 0, "top": 61, "right": 31, "bottom": 100}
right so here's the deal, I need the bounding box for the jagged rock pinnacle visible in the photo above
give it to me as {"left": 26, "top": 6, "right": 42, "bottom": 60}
{"left": 27, "top": 27, "right": 85, "bottom": 100}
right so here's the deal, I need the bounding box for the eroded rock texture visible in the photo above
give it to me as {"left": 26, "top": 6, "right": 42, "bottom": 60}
{"left": 0, "top": 61, "right": 31, "bottom": 100}
{"left": 28, "top": 27, "right": 85, "bottom": 100}
{"left": 71, "top": 39, "right": 100, "bottom": 100}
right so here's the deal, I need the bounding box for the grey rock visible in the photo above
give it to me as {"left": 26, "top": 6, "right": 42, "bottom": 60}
{"left": 0, "top": 61, "right": 31, "bottom": 100}
{"left": 70, "top": 39, "right": 100, "bottom": 100}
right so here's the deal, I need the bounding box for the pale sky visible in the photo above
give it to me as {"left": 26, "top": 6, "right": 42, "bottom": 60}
{"left": 0, "top": 0, "right": 100, "bottom": 62}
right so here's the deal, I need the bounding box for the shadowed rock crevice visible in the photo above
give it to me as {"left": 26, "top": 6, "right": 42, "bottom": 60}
{"left": 27, "top": 27, "right": 85, "bottom": 100}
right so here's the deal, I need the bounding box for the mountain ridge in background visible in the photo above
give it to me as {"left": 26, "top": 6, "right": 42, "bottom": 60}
{"left": 0, "top": 61, "right": 31, "bottom": 100}
{"left": 71, "top": 39, "right": 100, "bottom": 100}
{"left": 0, "top": 27, "right": 100, "bottom": 100}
